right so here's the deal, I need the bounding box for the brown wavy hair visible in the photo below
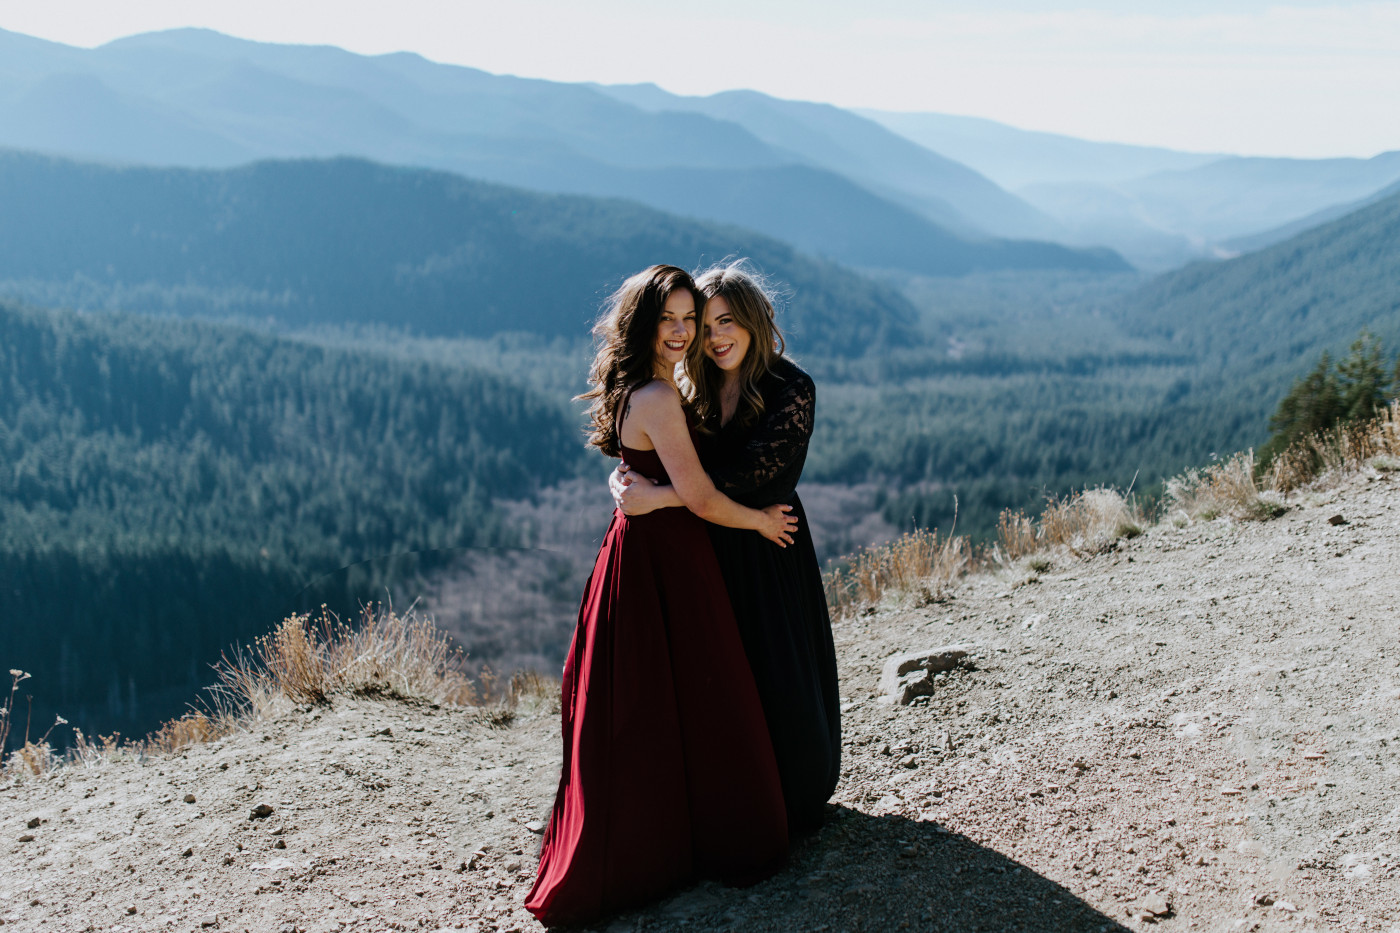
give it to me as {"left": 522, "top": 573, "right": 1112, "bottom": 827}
{"left": 688, "top": 260, "right": 786, "bottom": 433}
{"left": 578, "top": 264, "right": 702, "bottom": 457}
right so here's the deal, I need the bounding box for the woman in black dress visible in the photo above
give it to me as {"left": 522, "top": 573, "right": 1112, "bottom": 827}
{"left": 611, "top": 261, "right": 841, "bottom": 833}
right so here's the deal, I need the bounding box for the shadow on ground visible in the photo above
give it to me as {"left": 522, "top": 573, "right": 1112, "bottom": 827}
{"left": 587, "top": 806, "right": 1132, "bottom": 933}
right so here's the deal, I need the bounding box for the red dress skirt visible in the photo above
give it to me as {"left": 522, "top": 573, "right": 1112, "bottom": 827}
{"left": 525, "top": 444, "right": 788, "bottom": 925}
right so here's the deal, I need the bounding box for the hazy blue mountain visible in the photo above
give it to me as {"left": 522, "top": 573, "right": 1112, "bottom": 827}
{"left": 856, "top": 108, "right": 1222, "bottom": 189}
{"left": 1013, "top": 181, "right": 1208, "bottom": 272}
{"left": 1121, "top": 152, "right": 1400, "bottom": 242}
{"left": 0, "top": 27, "right": 1124, "bottom": 278}
{"left": 1222, "top": 179, "right": 1400, "bottom": 255}
{"left": 1121, "top": 188, "right": 1400, "bottom": 391}
{"left": 595, "top": 84, "right": 1060, "bottom": 240}
{"left": 0, "top": 150, "right": 922, "bottom": 355}
{"left": 559, "top": 162, "right": 1127, "bottom": 276}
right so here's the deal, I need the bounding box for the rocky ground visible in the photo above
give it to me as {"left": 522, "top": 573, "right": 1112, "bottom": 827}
{"left": 4, "top": 472, "right": 1399, "bottom": 932}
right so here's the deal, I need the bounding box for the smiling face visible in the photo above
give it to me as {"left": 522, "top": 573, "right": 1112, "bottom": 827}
{"left": 652, "top": 289, "right": 697, "bottom": 378}
{"left": 703, "top": 295, "right": 752, "bottom": 374}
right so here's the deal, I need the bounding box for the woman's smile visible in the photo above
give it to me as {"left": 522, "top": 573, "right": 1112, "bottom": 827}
{"left": 653, "top": 289, "right": 697, "bottom": 374}
{"left": 703, "top": 295, "right": 751, "bottom": 372}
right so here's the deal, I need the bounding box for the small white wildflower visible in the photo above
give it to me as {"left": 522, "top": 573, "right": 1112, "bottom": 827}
{"left": 55, "top": 716, "right": 68, "bottom": 725}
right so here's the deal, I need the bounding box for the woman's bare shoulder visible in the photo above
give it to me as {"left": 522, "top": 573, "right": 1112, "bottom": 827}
{"left": 629, "top": 380, "right": 683, "bottom": 410}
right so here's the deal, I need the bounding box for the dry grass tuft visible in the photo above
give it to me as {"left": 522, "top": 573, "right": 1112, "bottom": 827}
{"left": 1165, "top": 451, "right": 1286, "bottom": 522}
{"left": 993, "top": 487, "right": 1144, "bottom": 565}
{"left": 825, "top": 527, "right": 970, "bottom": 620}
{"left": 4, "top": 604, "right": 551, "bottom": 778}
{"left": 1267, "top": 401, "right": 1400, "bottom": 493}
{"left": 210, "top": 604, "right": 483, "bottom": 722}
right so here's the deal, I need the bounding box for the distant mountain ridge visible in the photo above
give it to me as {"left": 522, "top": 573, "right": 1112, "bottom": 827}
{"left": 0, "top": 150, "right": 921, "bottom": 355}
{"left": 594, "top": 84, "right": 1060, "bottom": 240}
{"left": 861, "top": 106, "right": 1400, "bottom": 272}
{"left": 854, "top": 108, "right": 1223, "bottom": 189}
{"left": 0, "top": 27, "right": 1126, "bottom": 278}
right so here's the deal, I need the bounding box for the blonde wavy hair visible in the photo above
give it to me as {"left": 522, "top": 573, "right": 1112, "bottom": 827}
{"left": 687, "top": 260, "right": 786, "bottom": 433}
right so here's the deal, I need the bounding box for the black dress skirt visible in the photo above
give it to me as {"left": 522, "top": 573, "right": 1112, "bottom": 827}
{"left": 698, "top": 357, "right": 841, "bottom": 833}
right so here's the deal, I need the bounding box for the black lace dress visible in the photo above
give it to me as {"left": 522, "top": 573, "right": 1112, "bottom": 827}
{"left": 698, "top": 357, "right": 841, "bottom": 833}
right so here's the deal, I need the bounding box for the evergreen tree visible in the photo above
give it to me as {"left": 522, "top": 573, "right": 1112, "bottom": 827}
{"left": 1263, "top": 332, "right": 1398, "bottom": 463}
{"left": 1262, "top": 352, "right": 1340, "bottom": 461}
{"left": 1336, "top": 332, "right": 1389, "bottom": 423}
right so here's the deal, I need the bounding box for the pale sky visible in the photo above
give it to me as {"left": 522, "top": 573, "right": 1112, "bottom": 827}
{"left": 2, "top": 0, "right": 1397, "bottom": 158}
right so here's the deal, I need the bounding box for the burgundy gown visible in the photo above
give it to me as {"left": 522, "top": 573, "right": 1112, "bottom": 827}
{"left": 524, "top": 440, "right": 788, "bottom": 926}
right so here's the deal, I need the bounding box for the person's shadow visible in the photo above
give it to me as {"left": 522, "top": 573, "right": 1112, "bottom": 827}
{"left": 589, "top": 805, "right": 1135, "bottom": 932}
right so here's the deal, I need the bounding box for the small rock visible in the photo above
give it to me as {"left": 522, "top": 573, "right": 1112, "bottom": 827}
{"left": 1327, "top": 514, "right": 1347, "bottom": 526}
{"left": 274, "top": 839, "right": 286, "bottom": 849}
{"left": 525, "top": 820, "right": 546, "bottom": 834}
{"left": 1221, "top": 787, "right": 1243, "bottom": 796}
{"left": 506, "top": 859, "right": 522, "bottom": 872}
{"left": 1254, "top": 893, "right": 1275, "bottom": 906}
{"left": 182, "top": 847, "right": 194, "bottom": 858}
{"left": 1276, "top": 900, "right": 1298, "bottom": 913}
{"left": 184, "top": 794, "right": 197, "bottom": 804}
{"left": 200, "top": 918, "right": 217, "bottom": 929}
{"left": 1139, "top": 893, "right": 1171, "bottom": 917}
{"left": 250, "top": 804, "right": 274, "bottom": 820}
{"left": 25, "top": 817, "right": 40, "bottom": 829}
{"left": 878, "top": 645, "right": 978, "bottom": 704}
{"left": 17, "top": 835, "right": 33, "bottom": 843}
{"left": 376, "top": 727, "right": 392, "bottom": 736}
{"left": 900, "top": 755, "right": 919, "bottom": 769}
{"left": 125, "top": 905, "right": 137, "bottom": 915}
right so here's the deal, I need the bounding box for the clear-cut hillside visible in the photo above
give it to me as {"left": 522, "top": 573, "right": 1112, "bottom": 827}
{"left": 4, "top": 472, "right": 1396, "bottom": 931}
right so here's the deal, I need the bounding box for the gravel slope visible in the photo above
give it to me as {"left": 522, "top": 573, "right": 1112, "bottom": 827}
{"left": 3, "top": 472, "right": 1398, "bottom": 932}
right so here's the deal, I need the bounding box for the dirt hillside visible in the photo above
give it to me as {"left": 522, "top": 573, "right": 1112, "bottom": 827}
{"left": 3, "top": 472, "right": 1399, "bottom": 933}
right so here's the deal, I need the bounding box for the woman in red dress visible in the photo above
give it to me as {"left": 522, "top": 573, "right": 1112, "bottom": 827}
{"left": 525, "top": 265, "right": 793, "bottom": 926}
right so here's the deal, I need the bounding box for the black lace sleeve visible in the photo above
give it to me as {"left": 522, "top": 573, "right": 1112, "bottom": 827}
{"left": 709, "top": 361, "right": 815, "bottom": 501}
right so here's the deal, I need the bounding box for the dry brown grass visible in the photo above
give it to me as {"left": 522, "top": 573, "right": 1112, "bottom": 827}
{"left": 824, "top": 527, "right": 970, "bottom": 619}
{"left": 993, "top": 487, "right": 1144, "bottom": 566}
{"left": 1164, "top": 450, "right": 1287, "bottom": 523}
{"left": 212, "top": 604, "right": 482, "bottom": 718}
{"left": 3, "top": 604, "right": 551, "bottom": 778}
{"left": 1267, "top": 401, "right": 1400, "bottom": 493}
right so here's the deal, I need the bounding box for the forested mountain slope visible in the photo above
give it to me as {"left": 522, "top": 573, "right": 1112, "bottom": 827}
{"left": 0, "top": 151, "right": 919, "bottom": 354}
{"left": 0, "top": 300, "right": 580, "bottom": 744}
{"left": 1124, "top": 187, "right": 1400, "bottom": 375}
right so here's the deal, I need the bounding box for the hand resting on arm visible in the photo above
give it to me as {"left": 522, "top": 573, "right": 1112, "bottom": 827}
{"left": 622, "top": 383, "right": 796, "bottom": 547}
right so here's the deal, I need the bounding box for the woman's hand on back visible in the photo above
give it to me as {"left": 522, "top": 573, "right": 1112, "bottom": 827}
{"left": 758, "top": 504, "right": 798, "bottom": 547}
{"left": 610, "top": 464, "right": 665, "bottom": 516}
